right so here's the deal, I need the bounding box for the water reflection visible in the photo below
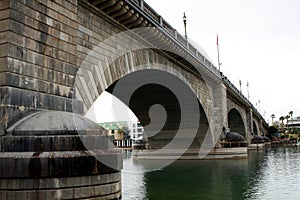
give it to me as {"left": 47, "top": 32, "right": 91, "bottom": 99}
{"left": 122, "top": 147, "right": 300, "bottom": 200}
{"left": 245, "top": 147, "right": 300, "bottom": 200}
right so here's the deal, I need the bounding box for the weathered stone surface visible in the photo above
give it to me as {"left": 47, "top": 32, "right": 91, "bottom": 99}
{"left": 0, "top": 173, "right": 121, "bottom": 199}
{"left": 0, "top": 110, "right": 122, "bottom": 199}
{"left": 0, "top": 0, "right": 268, "bottom": 199}
{"left": 7, "top": 111, "right": 102, "bottom": 135}
{"left": 0, "top": 110, "right": 122, "bottom": 179}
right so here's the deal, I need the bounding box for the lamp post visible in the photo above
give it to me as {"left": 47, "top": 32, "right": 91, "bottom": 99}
{"left": 183, "top": 12, "right": 187, "bottom": 40}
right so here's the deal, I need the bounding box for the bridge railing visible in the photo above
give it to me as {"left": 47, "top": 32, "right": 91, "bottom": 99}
{"left": 222, "top": 74, "right": 263, "bottom": 119}
{"left": 128, "top": 0, "right": 264, "bottom": 120}
{"left": 128, "top": 0, "right": 220, "bottom": 77}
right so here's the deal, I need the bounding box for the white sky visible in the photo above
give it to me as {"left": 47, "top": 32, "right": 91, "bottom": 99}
{"left": 85, "top": 91, "right": 138, "bottom": 125}
{"left": 87, "top": 0, "right": 300, "bottom": 124}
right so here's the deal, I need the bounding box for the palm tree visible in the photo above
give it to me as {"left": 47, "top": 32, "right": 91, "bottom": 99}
{"left": 279, "top": 116, "right": 285, "bottom": 130}
{"left": 271, "top": 114, "right": 275, "bottom": 125}
{"left": 286, "top": 115, "right": 290, "bottom": 133}
{"left": 289, "top": 111, "right": 294, "bottom": 133}
{"left": 289, "top": 111, "right": 293, "bottom": 118}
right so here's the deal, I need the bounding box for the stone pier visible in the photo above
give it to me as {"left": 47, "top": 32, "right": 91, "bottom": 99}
{"left": 0, "top": 0, "right": 122, "bottom": 199}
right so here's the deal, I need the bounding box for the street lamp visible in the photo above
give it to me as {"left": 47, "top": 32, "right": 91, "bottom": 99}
{"left": 183, "top": 12, "right": 187, "bottom": 40}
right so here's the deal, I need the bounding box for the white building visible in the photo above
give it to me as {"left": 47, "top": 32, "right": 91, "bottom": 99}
{"left": 287, "top": 116, "right": 300, "bottom": 130}
{"left": 131, "top": 121, "right": 144, "bottom": 141}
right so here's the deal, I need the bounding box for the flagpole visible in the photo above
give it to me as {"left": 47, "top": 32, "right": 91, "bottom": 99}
{"left": 217, "top": 34, "right": 221, "bottom": 71}
{"left": 247, "top": 81, "right": 250, "bottom": 100}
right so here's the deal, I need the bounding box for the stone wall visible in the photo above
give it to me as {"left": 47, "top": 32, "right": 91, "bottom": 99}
{"left": 0, "top": 0, "right": 82, "bottom": 134}
{"left": 0, "top": 1, "right": 122, "bottom": 199}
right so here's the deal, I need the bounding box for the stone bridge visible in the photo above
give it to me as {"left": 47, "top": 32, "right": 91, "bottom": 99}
{"left": 0, "top": 0, "right": 268, "bottom": 199}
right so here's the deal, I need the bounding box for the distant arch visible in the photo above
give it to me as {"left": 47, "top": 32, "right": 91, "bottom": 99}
{"left": 228, "top": 108, "right": 246, "bottom": 137}
{"left": 253, "top": 121, "right": 258, "bottom": 135}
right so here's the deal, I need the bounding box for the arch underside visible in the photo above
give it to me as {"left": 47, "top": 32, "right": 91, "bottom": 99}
{"left": 75, "top": 47, "right": 213, "bottom": 152}
{"left": 228, "top": 108, "right": 246, "bottom": 137}
{"left": 106, "top": 70, "right": 211, "bottom": 151}
{"left": 253, "top": 121, "right": 258, "bottom": 135}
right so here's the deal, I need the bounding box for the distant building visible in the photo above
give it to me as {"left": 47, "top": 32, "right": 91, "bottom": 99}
{"left": 131, "top": 121, "right": 144, "bottom": 140}
{"left": 99, "top": 121, "right": 128, "bottom": 140}
{"left": 130, "top": 121, "right": 145, "bottom": 149}
{"left": 287, "top": 116, "right": 300, "bottom": 131}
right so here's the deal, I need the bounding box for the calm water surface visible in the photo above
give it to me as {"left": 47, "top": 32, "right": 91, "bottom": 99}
{"left": 122, "top": 146, "right": 300, "bottom": 200}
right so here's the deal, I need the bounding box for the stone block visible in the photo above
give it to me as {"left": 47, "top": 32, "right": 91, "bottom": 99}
{"left": 0, "top": 57, "right": 7, "bottom": 72}
{"left": 71, "top": 99, "right": 84, "bottom": 114}
{"left": 7, "top": 32, "right": 25, "bottom": 47}
{"left": 0, "top": 179, "right": 19, "bottom": 189}
{"left": 20, "top": 179, "right": 39, "bottom": 190}
{"left": 94, "top": 184, "right": 111, "bottom": 196}
{"left": 10, "top": 10, "right": 25, "bottom": 24}
{"left": 26, "top": 16, "right": 40, "bottom": 30}
{"left": 66, "top": 176, "right": 82, "bottom": 188}
{"left": 0, "top": 157, "right": 15, "bottom": 177}
{"left": 0, "top": 43, "right": 8, "bottom": 57}
{"left": 0, "top": 87, "right": 8, "bottom": 104}
{"left": 26, "top": 190, "right": 47, "bottom": 200}
{"left": 60, "top": 188, "right": 75, "bottom": 199}
{"left": 60, "top": 0, "right": 76, "bottom": 13}
{"left": 39, "top": 178, "right": 58, "bottom": 189}
{"left": 0, "top": 19, "right": 9, "bottom": 32}
{"left": 45, "top": 190, "right": 60, "bottom": 200}
{"left": 74, "top": 186, "right": 95, "bottom": 199}
{"left": 0, "top": 191, "right": 7, "bottom": 200}
{"left": 10, "top": 20, "right": 25, "bottom": 35}
{"left": 0, "top": 0, "right": 9, "bottom": 10}
{"left": 6, "top": 191, "right": 26, "bottom": 199}
{"left": 8, "top": 87, "right": 35, "bottom": 108}
{"left": 91, "top": 174, "right": 102, "bottom": 185}
{"left": 0, "top": 31, "right": 7, "bottom": 45}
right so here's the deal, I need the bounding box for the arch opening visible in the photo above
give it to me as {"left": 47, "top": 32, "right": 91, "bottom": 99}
{"left": 253, "top": 121, "right": 258, "bottom": 135}
{"left": 228, "top": 108, "right": 246, "bottom": 137}
{"left": 103, "top": 69, "right": 210, "bottom": 151}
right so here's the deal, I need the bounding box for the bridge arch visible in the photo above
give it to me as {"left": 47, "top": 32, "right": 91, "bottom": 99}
{"left": 227, "top": 108, "right": 246, "bottom": 137}
{"left": 105, "top": 70, "right": 211, "bottom": 150}
{"left": 252, "top": 120, "right": 259, "bottom": 135}
{"left": 75, "top": 46, "right": 215, "bottom": 152}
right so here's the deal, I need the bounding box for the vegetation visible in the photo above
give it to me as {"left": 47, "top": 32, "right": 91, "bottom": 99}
{"left": 279, "top": 116, "right": 285, "bottom": 128}
{"left": 269, "top": 111, "right": 299, "bottom": 141}
{"left": 268, "top": 126, "right": 278, "bottom": 136}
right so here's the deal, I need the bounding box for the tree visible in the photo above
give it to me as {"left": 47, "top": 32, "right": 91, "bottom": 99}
{"left": 119, "top": 125, "right": 130, "bottom": 139}
{"left": 285, "top": 115, "right": 290, "bottom": 132}
{"left": 289, "top": 111, "right": 294, "bottom": 133}
{"left": 268, "top": 126, "right": 278, "bottom": 137}
{"left": 279, "top": 116, "right": 285, "bottom": 130}
{"left": 289, "top": 111, "right": 293, "bottom": 118}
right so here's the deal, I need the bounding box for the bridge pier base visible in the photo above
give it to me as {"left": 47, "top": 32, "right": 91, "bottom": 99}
{"left": 0, "top": 173, "right": 121, "bottom": 200}
{"left": 0, "top": 111, "right": 122, "bottom": 200}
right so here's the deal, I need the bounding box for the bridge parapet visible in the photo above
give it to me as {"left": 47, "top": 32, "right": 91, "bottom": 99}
{"left": 222, "top": 74, "right": 268, "bottom": 134}
{"left": 89, "top": 0, "right": 221, "bottom": 78}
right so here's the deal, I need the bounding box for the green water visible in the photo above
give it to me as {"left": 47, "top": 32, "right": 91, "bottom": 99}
{"left": 122, "top": 146, "right": 300, "bottom": 200}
